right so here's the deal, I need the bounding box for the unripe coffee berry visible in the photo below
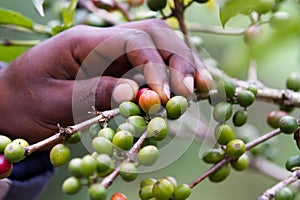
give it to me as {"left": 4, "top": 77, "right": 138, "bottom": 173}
{"left": 203, "top": 148, "right": 225, "bottom": 164}
{"left": 117, "top": 123, "right": 136, "bottom": 137}
{"left": 88, "top": 183, "right": 107, "bottom": 200}
{"left": 193, "top": 0, "right": 209, "bottom": 3}
{"left": 111, "top": 192, "right": 128, "bottom": 200}
{"left": 286, "top": 72, "right": 300, "bottom": 91}
{"left": 279, "top": 115, "right": 298, "bottom": 134}
{"left": 62, "top": 176, "right": 81, "bottom": 195}
{"left": 4, "top": 142, "right": 25, "bottom": 163}
{"left": 217, "top": 79, "right": 236, "bottom": 100}
{"left": 0, "top": 135, "right": 11, "bottom": 153}
{"left": 112, "top": 130, "right": 134, "bottom": 150}
{"left": 214, "top": 123, "right": 235, "bottom": 145}
{"left": 49, "top": 144, "right": 70, "bottom": 167}
{"left": 267, "top": 110, "right": 288, "bottom": 129}
{"left": 119, "top": 162, "right": 138, "bottom": 182}
{"left": 138, "top": 145, "right": 159, "bottom": 166}
{"left": 237, "top": 90, "right": 255, "bottom": 108}
{"left": 152, "top": 179, "right": 174, "bottom": 200}
{"left": 226, "top": 139, "right": 246, "bottom": 158}
{"left": 126, "top": 115, "right": 147, "bottom": 136}
{"left": 209, "top": 165, "right": 231, "bottom": 183}
{"left": 12, "top": 138, "right": 29, "bottom": 148}
{"left": 140, "top": 178, "right": 157, "bottom": 188}
{"left": 213, "top": 102, "right": 233, "bottom": 123}
{"left": 92, "top": 136, "right": 113, "bottom": 155}
{"left": 68, "top": 158, "right": 83, "bottom": 178}
{"left": 98, "top": 127, "right": 115, "bottom": 141}
{"left": 81, "top": 155, "right": 98, "bottom": 177}
{"left": 230, "top": 153, "right": 250, "bottom": 171}
{"left": 96, "top": 154, "right": 113, "bottom": 172}
{"left": 0, "top": 154, "right": 13, "bottom": 179}
{"left": 119, "top": 101, "right": 141, "bottom": 118}
{"left": 137, "top": 88, "right": 161, "bottom": 114}
{"left": 247, "top": 84, "right": 258, "bottom": 96}
{"left": 89, "top": 123, "right": 101, "bottom": 139}
{"left": 147, "top": 117, "right": 169, "bottom": 141}
{"left": 233, "top": 110, "right": 248, "bottom": 127}
{"left": 139, "top": 185, "right": 154, "bottom": 200}
{"left": 275, "top": 187, "right": 294, "bottom": 200}
{"left": 146, "top": 0, "right": 167, "bottom": 11}
{"left": 173, "top": 184, "right": 192, "bottom": 200}
{"left": 165, "top": 96, "right": 188, "bottom": 119}
{"left": 285, "top": 155, "right": 300, "bottom": 172}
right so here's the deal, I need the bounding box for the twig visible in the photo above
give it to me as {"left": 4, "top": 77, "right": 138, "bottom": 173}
{"left": 247, "top": 59, "right": 258, "bottom": 83}
{"left": 257, "top": 170, "right": 300, "bottom": 200}
{"left": 188, "top": 22, "right": 246, "bottom": 35}
{"left": 101, "top": 131, "right": 148, "bottom": 188}
{"left": 188, "top": 128, "right": 283, "bottom": 188}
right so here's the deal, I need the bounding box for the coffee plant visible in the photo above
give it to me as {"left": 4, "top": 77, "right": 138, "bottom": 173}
{"left": 1, "top": 0, "right": 300, "bottom": 199}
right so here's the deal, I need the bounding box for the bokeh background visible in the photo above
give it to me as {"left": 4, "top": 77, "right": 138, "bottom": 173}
{"left": 1, "top": 0, "right": 300, "bottom": 199}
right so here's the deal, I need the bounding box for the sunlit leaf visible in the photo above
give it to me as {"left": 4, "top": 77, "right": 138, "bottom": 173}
{"left": 0, "top": 8, "right": 33, "bottom": 29}
{"left": 219, "top": 0, "right": 259, "bottom": 27}
{"left": 32, "top": 0, "right": 45, "bottom": 17}
{"left": 62, "top": 0, "right": 78, "bottom": 27}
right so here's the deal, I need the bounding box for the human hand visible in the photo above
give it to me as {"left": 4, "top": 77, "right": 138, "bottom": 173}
{"left": 0, "top": 19, "right": 213, "bottom": 143}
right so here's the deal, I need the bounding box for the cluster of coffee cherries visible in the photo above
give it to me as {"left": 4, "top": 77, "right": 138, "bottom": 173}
{"left": 138, "top": 176, "right": 191, "bottom": 200}
{"left": 0, "top": 136, "right": 29, "bottom": 179}
{"left": 58, "top": 88, "right": 189, "bottom": 200}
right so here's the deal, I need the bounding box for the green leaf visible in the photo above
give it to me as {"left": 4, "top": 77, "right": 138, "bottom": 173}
{"left": 0, "top": 8, "right": 33, "bottom": 29}
{"left": 62, "top": 0, "right": 78, "bottom": 27}
{"left": 219, "top": 0, "right": 259, "bottom": 27}
{"left": 32, "top": 0, "right": 45, "bottom": 17}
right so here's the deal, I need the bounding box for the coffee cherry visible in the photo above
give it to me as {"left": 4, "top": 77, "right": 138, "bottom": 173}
{"left": 67, "top": 132, "right": 81, "bottom": 144}
{"left": 137, "top": 88, "right": 161, "bottom": 114}
{"left": 0, "top": 135, "right": 11, "bottom": 153}
{"left": 95, "top": 154, "right": 113, "bottom": 172}
{"left": 0, "top": 154, "right": 13, "bottom": 179}
{"left": 68, "top": 158, "right": 83, "bottom": 178}
{"left": 247, "top": 84, "right": 258, "bottom": 96}
{"left": 270, "top": 11, "right": 291, "bottom": 29}
{"left": 209, "top": 165, "right": 231, "bottom": 183}
{"left": 92, "top": 137, "right": 113, "bottom": 155}
{"left": 126, "top": 116, "right": 147, "bottom": 136}
{"left": 213, "top": 102, "right": 233, "bottom": 123}
{"left": 117, "top": 123, "right": 136, "bottom": 137}
{"left": 226, "top": 139, "right": 246, "bottom": 158}
{"left": 113, "top": 130, "right": 134, "bottom": 151}
{"left": 4, "top": 142, "right": 25, "bottom": 163}
{"left": 111, "top": 193, "right": 128, "bottom": 200}
{"left": 146, "top": 0, "right": 167, "bottom": 11}
{"left": 285, "top": 155, "right": 300, "bottom": 172}
{"left": 230, "top": 153, "right": 250, "bottom": 171}
{"left": 279, "top": 116, "right": 298, "bottom": 134}
{"left": 203, "top": 148, "right": 225, "bottom": 164}
{"left": 81, "top": 155, "right": 98, "bottom": 177}
{"left": 142, "top": 138, "right": 158, "bottom": 148}
{"left": 138, "top": 145, "right": 159, "bottom": 166}
{"left": 217, "top": 79, "right": 236, "bottom": 100}
{"left": 237, "top": 90, "right": 255, "bottom": 108}
{"left": 254, "top": 0, "right": 275, "bottom": 14}
{"left": 119, "top": 101, "right": 141, "bottom": 118}
{"left": 165, "top": 176, "right": 177, "bottom": 190}
{"left": 127, "top": 0, "right": 144, "bottom": 7}
{"left": 140, "top": 178, "right": 157, "bottom": 188}
{"left": 214, "top": 123, "right": 235, "bottom": 145}
{"left": 286, "top": 72, "right": 300, "bottom": 91}
{"left": 12, "top": 138, "right": 29, "bottom": 148}
{"left": 98, "top": 127, "right": 115, "bottom": 141}
{"left": 49, "top": 144, "right": 70, "bottom": 167}
{"left": 244, "top": 25, "right": 262, "bottom": 45}
{"left": 233, "top": 110, "right": 248, "bottom": 127}
{"left": 97, "top": 161, "right": 114, "bottom": 178}
{"left": 147, "top": 117, "right": 169, "bottom": 141}
{"left": 152, "top": 179, "right": 174, "bottom": 200}
{"left": 89, "top": 123, "right": 102, "bottom": 139}
{"left": 267, "top": 110, "right": 288, "bottom": 129}
{"left": 88, "top": 183, "right": 107, "bottom": 200}
{"left": 166, "top": 96, "right": 188, "bottom": 119}
{"left": 62, "top": 176, "right": 81, "bottom": 195}
{"left": 119, "top": 162, "right": 138, "bottom": 182}
{"left": 139, "top": 185, "right": 154, "bottom": 200}
{"left": 193, "top": 0, "right": 209, "bottom": 3}
{"left": 275, "top": 187, "right": 294, "bottom": 200}
{"left": 173, "top": 184, "right": 192, "bottom": 200}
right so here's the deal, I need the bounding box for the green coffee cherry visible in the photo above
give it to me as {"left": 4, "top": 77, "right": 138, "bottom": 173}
{"left": 112, "top": 130, "right": 134, "bottom": 151}
{"left": 247, "top": 84, "right": 258, "bottom": 96}
{"left": 138, "top": 145, "right": 159, "bottom": 166}
{"left": 67, "top": 132, "right": 81, "bottom": 144}
{"left": 95, "top": 154, "right": 113, "bottom": 172}
{"left": 89, "top": 123, "right": 101, "bottom": 139}
{"left": 12, "top": 138, "right": 29, "bottom": 148}
{"left": 230, "top": 153, "right": 250, "bottom": 171}
{"left": 209, "top": 165, "right": 231, "bottom": 183}
{"left": 140, "top": 178, "right": 157, "bottom": 188}
{"left": 226, "top": 139, "right": 246, "bottom": 158}
{"left": 62, "top": 176, "right": 81, "bottom": 195}
{"left": 213, "top": 102, "right": 233, "bottom": 123}
{"left": 279, "top": 116, "right": 298, "bottom": 134}
{"left": 119, "top": 162, "right": 138, "bottom": 182}
{"left": 147, "top": 117, "right": 169, "bottom": 141}
{"left": 119, "top": 101, "right": 141, "bottom": 118}
{"left": 152, "top": 179, "right": 174, "bottom": 200}
{"left": 275, "top": 187, "right": 294, "bottom": 200}
{"left": 0, "top": 135, "right": 11, "bottom": 153}
{"left": 81, "top": 155, "right": 98, "bottom": 177}
{"left": 173, "top": 184, "right": 192, "bottom": 200}
{"left": 203, "top": 148, "right": 225, "bottom": 164}
{"left": 139, "top": 185, "right": 154, "bottom": 200}
{"left": 68, "top": 158, "right": 83, "bottom": 178}
{"left": 286, "top": 72, "right": 300, "bottom": 91}
{"left": 97, "top": 127, "right": 115, "bottom": 141}
{"left": 165, "top": 96, "right": 188, "bottom": 119}
{"left": 49, "top": 143, "right": 70, "bottom": 167}
{"left": 126, "top": 116, "right": 147, "bottom": 136}
{"left": 237, "top": 90, "right": 255, "bottom": 108}
{"left": 267, "top": 110, "right": 288, "bottom": 129}
{"left": 214, "top": 123, "right": 235, "bottom": 145}
{"left": 285, "top": 155, "right": 300, "bottom": 172}
{"left": 88, "top": 183, "right": 107, "bottom": 200}
{"left": 217, "top": 79, "right": 236, "bottom": 100}
{"left": 146, "top": 0, "right": 167, "bottom": 11}
{"left": 92, "top": 137, "right": 113, "bottom": 155}
{"left": 117, "top": 123, "right": 136, "bottom": 136}
{"left": 233, "top": 110, "right": 248, "bottom": 127}
{"left": 165, "top": 176, "right": 177, "bottom": 190}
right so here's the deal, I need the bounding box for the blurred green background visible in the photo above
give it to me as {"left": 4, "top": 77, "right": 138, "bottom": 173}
{"left": 1, "top": 0, "right": 300, "bottom": 199}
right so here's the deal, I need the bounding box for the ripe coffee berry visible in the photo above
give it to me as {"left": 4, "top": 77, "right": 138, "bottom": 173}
{"left": 0, "top": 154, "right": 13, "bottom": 179}
{"left": 111, "top": 192, "right": 128, "bottom": 200}
{"left": 62, "top": 176, "right": 81, "bottom": 195}
{"left": 137, "top": 88, "right": 161, "bottom": 114}
{"left": 279, "top": 115, "right": 298, "bottom": 134}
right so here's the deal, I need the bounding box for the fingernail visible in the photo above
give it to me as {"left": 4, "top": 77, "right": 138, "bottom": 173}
{"left": 163, "top": 83, "right": 171, "bottom": 99}
{"left": 113, "top": 83, "right": 135, "bottom": 104}
{"left": 183, "top": 76, "right": 194, "bottom": 94}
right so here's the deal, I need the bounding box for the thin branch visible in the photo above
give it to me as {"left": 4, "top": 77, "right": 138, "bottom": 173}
{"left": 257, "top": 170, "right": 300, "bottom": 200}
{"left": 247, "top": 59, "right": 258, "bottom": 83}
{"left": 101, "top": 131, "right": 148, "bottom": 188}
{"left": 188, "top": 22, "right": 246, "bottom": 35}
{"left": 246, "top": 129, "right": 281, "bottom": 151}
